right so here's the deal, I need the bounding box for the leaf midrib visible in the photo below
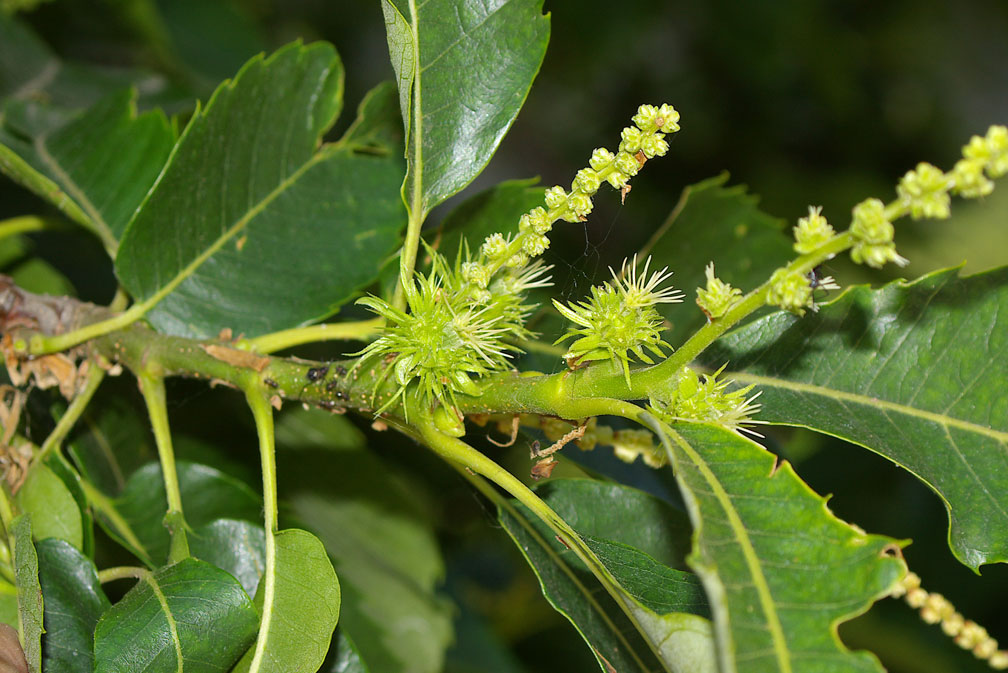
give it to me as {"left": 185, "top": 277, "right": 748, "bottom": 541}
{"left": 669, "top": 428, "right": 792, "bottom": 673}
{"left": 132, "top": 143, "right": 341, "bottom": 312}
{"left": 729, "top": 371, "right": 1008, "bottom": 442}
{"left": 33, "top": 130, "right": 117, "bottom": 253}
{"left": 144, "top": 572, "right": 184, "bottom": 673}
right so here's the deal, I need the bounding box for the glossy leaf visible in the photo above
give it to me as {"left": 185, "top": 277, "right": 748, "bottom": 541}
{"left": 647, "top": 419, "right": 905, "bottom": 673}
{"left": 324, "top": 630, "right": 371, "bottom": 673}
{"left": 381, "top": 0, "right": 550, "bottom": 215}
{"left": 12, "top": 515, "right": 42, "bottom": 673}
{"left": 37, "top": 538, "right": 111, "bottom": 673}
{"left": 235, "top": 528, "right": 340, "bottom": 673}
{"left": 705, "top": 267, "right": 1008, "bottom": 570}
{"left": 109, "top": 461, "right": 262, "bottom": 567}
{"left": 640, "top": 173, "right": 791, "bottom": 347}
{"left": 283, "top": 449, "right": 452, "bottom": 673}
{"left": 189, "top": 519, "right": 266, "bottom": 599}
{"left": 0, "top": 89, "right": 174, "bottom": 252}
{"left": 498, "top": 479, "right": 714, "bottom": 673}
{"left": 115, "top": 42, "right": 406, "bottom": 338}
{"left": 15, "top": 463, "right": 83, "bottom": 551}
{"left": 93, "top": 558, "right": 259, "bottom": 673}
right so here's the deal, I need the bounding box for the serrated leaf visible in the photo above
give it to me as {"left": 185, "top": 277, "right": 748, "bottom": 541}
{"left": 115, "top": 42, "right": 406, "bottom": 338}
{"left": 110, "top": 461, "right": 262, "bottom": 567}
{"left": 12, "top": 515, "right": 42, "bottom": 673}
{"left": 15, "top": 463, "right": 83, "bottom": 551}
{"left": 381, "top": 0, "right": 549, "bottom": 215}
{"left": 645, "top": 419, "right": 905, "bottom": 673}
{"left": 93, "top": 558, "right": 258, "bottom": 673}
{"left": 639, "top": 173, "right": 791, "bottom": 347}
{"left": 704, "top": 266, "right": 1008, "bottom": 570}
{"left": 0, "top": 89, "right": 174, "bottom": 252}
{"left": 189, "top": 519, "right": 266, "bottom": 599}
{"left": 37, "top": 538, "right": 111, "bottom": 673}
{"left": 234, "top": 528, "right": 340, "bottom": 673}
{"left": 498, "top": 479, "right": 714, "bottom": 673}
{"left": 283, "top": 449, "right": 452, "bottom": 673}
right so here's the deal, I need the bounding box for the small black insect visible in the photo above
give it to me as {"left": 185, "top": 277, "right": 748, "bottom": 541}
{"left": 263, "top": 378, "right": 279, "bottom": 389}
{"left": 306, "top": 365, "right": 329, "bottom": 382}
{"left": 334, "top": 365, "right": 347, "bottom": 377}
{"left": 326, "top": 379, "right": 340, "bottom": 392}
{"left": 334, "top": 390, "right": 348, "bottom": 402}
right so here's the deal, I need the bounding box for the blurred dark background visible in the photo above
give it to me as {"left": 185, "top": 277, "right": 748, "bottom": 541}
{"left": 2, "top": 1, "right": 1007, "bottom": 671}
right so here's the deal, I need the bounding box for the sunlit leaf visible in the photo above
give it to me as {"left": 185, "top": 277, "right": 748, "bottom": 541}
{"left": 646, "top": 419, "right": 905, "bottom": 673}
{"left": 93, "top": 559, "right": 258, "bottom": 673}
{"left": 115, "top": 42, "right": 406, "bottom": 338}
{"left": 234, "top": 528, "right": 340, "bottom": 673}
{"left": 381, "top": 0, "right": 549, "bottom": 215}
{"left": 706, "top": 267, "right": 1008, "bottom": 570}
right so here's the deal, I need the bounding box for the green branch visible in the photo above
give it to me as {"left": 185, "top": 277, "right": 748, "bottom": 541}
{"left": 136, "top": 370, "right": 189, "bottom": 563}
{"left": 37, "top": 365, "right": 105, "bottom": 461}
{"left": 241, "top": 380, "right": 279, "bottom": 672}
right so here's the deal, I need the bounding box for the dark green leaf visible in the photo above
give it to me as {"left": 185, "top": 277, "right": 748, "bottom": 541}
{"left": 498, "top": 479, "right": 714, "bottom": 673}
{"left": 0, "top": 14, "right": 181, "bottom": 111}
{"left": 37, "top": 538, "right": 111, "bottom": 673}
{"left": 15, "top": 463, "right": 83, "bottom": 551}
{"left": 705, "top": 267, "right": 1008, "bottom": 570}
{"left": 274, "top": 406, "right": 366, "bottom": 453}
{"left": 0, "top": 89, "right": 175, "bottom": 251}
{"left": 235, "top": 528, "right": 340, "bottom": 673}
{"left": 324, "top": 630, "right": 371, "bottom": 673}
{"left": 12, "top": 515, "right": 42, "bottom": 673}
{"left": 110, "top": 461, "right": 262, "bottom": 566}
{"left": 639, "top": 173, "right": 791, "bottom": 347}
{"left": 646, "top": 419, "right": 905, "bottom": 673}
{"left": 68, "top": 392, "right": 155, "bottom": 498}
{"left": 115, "top": 42, "right": 406, "bottom": 338}
{"left": 381, "top": 0, "right": 550, "bottom": 214}
{"left": 93, "top": 559, "right": 258, "bottom": 673}
{"left": 283, "top": 449, "right": 452, "bottom": 673}
{"left": 188, "top": 519, "right": 266, "bottom": 599}
{"left": 337, "top": 80, "right": 404, "bottom": 155}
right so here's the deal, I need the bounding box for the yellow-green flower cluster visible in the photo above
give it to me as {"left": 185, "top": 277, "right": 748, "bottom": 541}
{"left": 648, "top": 365, "right": 762, "bottom": 437}
{"left": 461, "top": 104, "right": 681, "bottom": 300}
{"left": 793, "top": 206, "right": 836, "bottom": 254}
{"left": 696, "top": 262, "right": 742, "bottom": 319}
{"left": 766, "top": 268, "right": 815, "bottom": 315}
{"left": 849, "top": 198, "right": 907, "bottom": 268}
{"left": 897, "top": 162, "right": 951, "bottom": 219}
{"left": 554, "top": 255, "right": 682, "bottom": 386}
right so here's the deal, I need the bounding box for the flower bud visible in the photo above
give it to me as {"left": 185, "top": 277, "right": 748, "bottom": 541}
{"left": 964, "top": 125, "right": 1008, "bottom": 178}
{"left": 950, "top": 158, "right": 994, "bottom": 198}
{"left": 767, "top": 268, "right": 813, "bottom": 315}
{"left": 544, "top": 186, "right": 568, "bottom": 209}
{"left": 481, "top": 233, "right": 508, "bottom": 260}
{"left": 589, "top": 147, "right": 616, "bottom": 171}
{"left": 522, "top": 233, "right": 550, "bottom": 256}
{"left": 897, "top": 162, "right": 951, "bottom": 219}
{"left": 619, "top": 126, "right": 644, "bottom": 153}
{"left": 793, "top": 206, "right": 835, "bottom": 254}
{"left": 574, "top": 167, "right": 602, "bottom": 194}
{"left": 696, "top": 262, "right": 742, "bottom": 319}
